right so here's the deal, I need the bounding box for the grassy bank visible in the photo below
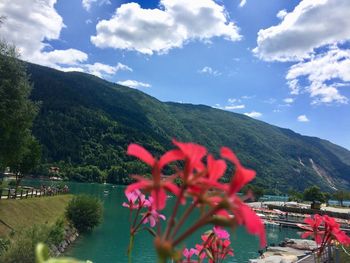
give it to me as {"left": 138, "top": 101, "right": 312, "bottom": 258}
{"left": 0, "top": 195, "right": 72, "bottom": 237}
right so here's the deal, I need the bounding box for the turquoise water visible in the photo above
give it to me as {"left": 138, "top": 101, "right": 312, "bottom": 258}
{"left": 23, "top": 180, "right": 301, "bottom": 263}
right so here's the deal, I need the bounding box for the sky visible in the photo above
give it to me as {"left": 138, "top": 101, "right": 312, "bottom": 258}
{"left": 0, "top": 0, "right": 349, "bottom": 149}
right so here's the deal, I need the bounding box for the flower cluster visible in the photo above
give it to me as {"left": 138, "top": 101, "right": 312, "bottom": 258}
{"left": 299, "top": 214, "right": 350, "bottom": 256}
{"left": 123, "top": 140, "right": 266, "bottom": 262}
{"left": 181, "top": 227, "right": 234, "bottom": 263}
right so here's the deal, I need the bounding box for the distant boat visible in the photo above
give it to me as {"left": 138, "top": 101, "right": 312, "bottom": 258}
{"left": 103, "top": 190, "right": 109, "bottom": 195}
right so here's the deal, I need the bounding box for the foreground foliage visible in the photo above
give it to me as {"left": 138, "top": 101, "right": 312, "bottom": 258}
{"left": 299, "top": 214, "right": 350, "bottom": 260}
{"left": 0, "top": 220, "right": 65, "bottom": 263}
{"left": 123, "top": 140, "right": 266, "bottom": 262}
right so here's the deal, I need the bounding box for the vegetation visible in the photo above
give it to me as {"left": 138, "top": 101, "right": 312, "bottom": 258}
{"left": 65, "top": 195, "right": 103, "bottom": 233}
{"left": 0, "top": 221, "right": 65, "bottom": 263}
{"left": 23, "top": 63, "right": 350, "bottom": 192}
{"left": 0, "top": 39, "right": 41, "bottom": 186}
{"left": 333, "top": 190, "right": 350, "bottom": 207}
{"left": 0, "top": 195, "right": 72, "bottom": 236}
{"left": 303, "top": 186, "right": 326, "bottom": 203}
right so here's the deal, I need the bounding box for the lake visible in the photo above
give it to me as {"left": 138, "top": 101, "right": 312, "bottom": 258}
{"left": 23, "top": 180, "right": 301, "bottom": 263}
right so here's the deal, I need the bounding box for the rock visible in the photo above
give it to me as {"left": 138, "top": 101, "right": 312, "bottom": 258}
{"left": 249, "top": 255, "right": 298, "bottom": 263}
{"left": 284, "top": 239, "right": 317, "bottom": 251}
{"left": 267, "top": 246, "right": 308, "bottom": 257}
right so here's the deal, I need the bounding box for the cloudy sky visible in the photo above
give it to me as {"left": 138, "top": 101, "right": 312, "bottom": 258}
{"left": 1, "top": 0, "right": 349, "bottom": 149}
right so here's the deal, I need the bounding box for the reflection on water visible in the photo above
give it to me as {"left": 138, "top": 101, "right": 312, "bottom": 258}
{"left": 23, "top": 180, "right": 301, "bottom": 263}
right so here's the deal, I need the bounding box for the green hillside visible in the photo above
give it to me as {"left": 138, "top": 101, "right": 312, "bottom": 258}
{"left": 25, "top": 63, "right": 350, "bottom": 192}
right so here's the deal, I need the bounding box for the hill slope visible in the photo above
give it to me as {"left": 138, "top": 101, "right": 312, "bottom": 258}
{"left": 26, "top": 63, "right": 350, "bottom": 192}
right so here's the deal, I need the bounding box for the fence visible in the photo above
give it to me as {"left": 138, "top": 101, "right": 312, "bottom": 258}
{"left": 297, "top": 246, "right": 340, "bottom": 263}
{"left": 267, "top": 204, "right": 350, "bottom": 220}
{"left": 0, "top": 187, "right": 68, "bottom": 200}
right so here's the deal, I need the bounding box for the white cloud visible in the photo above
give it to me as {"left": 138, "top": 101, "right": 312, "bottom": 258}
{"left": 228, "top": 98, "right": 241, "bottom": 104}
{"left": 91, "top": 0, "right": 241, "bottom": 55}
{"left": 254, "top": 0, "right": 350, "bottom": 105}
{"left": 297, "top": 115, "right": 309, "bottom": 122}
{"left": 283, "top": 97, "right": 294, "bottom": 104}
{"left": 239, "top": 0, "right": 247, "bottom": 8}
{"left": 117, "top": 80, "right": 151, "bottom": 89}
{"left": 198, "top": 66, "right": 221, "bottom": 76}
{"left": 254, "top": 0, "right": 350, "bottom": 62}
{"left": 37, "top": 49, "right": 88, "bottom": 67}
{"left": 225, "top": 104, "right": 245, "bottom": 110}
{"left": 276, "top": 9, "right": 287, "bottom": 20}
{"left": 286, "top": 46, "right": 349, "bottom": 104}
{"left": 0, "top": 0, "right": 131, "bottom": 79}
{"left": 82, "top": 0, "right": 111, "bottom": 11}
{"left": 264, "top": 98, "right": 277, "bottom": 104}
{"left": 0, "top": 0, "right": 68, "bottom": 63}
{"left": 244, "top": 111, "right": 262, "bottom": 118}
{"left": 85, "top": 62, "right": 132, "bottom": 78}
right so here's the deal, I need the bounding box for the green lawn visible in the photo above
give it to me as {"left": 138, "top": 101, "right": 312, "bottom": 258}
{"left": 0, "top": 195, "right": 72, "bottom": 237}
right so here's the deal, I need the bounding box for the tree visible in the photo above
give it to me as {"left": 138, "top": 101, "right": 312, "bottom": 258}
{"left": 0, "top": 38, "right": 41, "bottom": 183}
{"left": 333, "top": 190, "right": 349, "bottom": 207}
{"left": 303, "top": 186, "right": 325, "bottom": 203}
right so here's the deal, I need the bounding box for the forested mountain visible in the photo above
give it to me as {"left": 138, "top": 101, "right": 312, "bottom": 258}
{"left": 25, "top": 63, "right": 350, "bottom": 192}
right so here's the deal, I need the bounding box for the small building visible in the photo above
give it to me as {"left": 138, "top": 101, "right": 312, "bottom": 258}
{"left": 311, "top": 200, "right": 321, "bottom": 210}
{"left": 49, "top": 167, "right": 60, "bottom": 174}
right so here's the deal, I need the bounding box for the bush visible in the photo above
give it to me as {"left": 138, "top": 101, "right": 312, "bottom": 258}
{"left": 0, "top": 219, "right": 66, "bottom": 263}
{"left": 65, "top": 195, "right": 103, "bottom": 233}
{"left": 48, "top": 218, "right": 65, "bottom": 245}
{"left": 0, "top": 224, "right": 50, "bottom": 263}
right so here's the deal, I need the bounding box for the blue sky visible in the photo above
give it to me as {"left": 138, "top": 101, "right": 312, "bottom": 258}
{"left": 1, "top": 0, "right": 350, "bottom": 149}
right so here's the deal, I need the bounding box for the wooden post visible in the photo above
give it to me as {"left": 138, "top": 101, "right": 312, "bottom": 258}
{"left": 7, "top": 189, "right": 10, "bottom": 199}
{"left": 31, "top": 189, "right": 34, "bottom": 198}
{"left": 20, "top": 189, "right": 23, "bottom": 199}
{"left": 0, "top": 189, "right": 2, "bottom": 200}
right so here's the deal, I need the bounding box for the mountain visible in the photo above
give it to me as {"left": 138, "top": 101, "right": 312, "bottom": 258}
{"left": 25, "top": 62, "right": 350, "bottom": 192}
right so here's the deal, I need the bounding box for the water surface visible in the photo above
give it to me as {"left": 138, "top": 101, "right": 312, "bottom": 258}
{"left": 24, "top": 180, "right": 301, "bottom": 263}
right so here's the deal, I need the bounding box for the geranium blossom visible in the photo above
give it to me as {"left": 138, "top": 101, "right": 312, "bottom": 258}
{"left": 125, "top": 143, "right": 184, "bottom": 210}
{"left": 143, "top": 209, "right": 166, "bottom": 227}
{"left": 299, "top": 214, "right": 350, "bottom": 257}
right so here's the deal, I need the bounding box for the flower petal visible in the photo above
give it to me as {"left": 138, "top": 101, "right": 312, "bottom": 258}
{"left": 127, "top": 144, "right": 155, "bottom": 166}
{"left": 158, "top": 149, "right": 185, "bottom": 170}
{"left": 221, "top": 147, "right": 255, "bottom": 194}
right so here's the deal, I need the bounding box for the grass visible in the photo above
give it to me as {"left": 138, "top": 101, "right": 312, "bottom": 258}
{"left": 0, "top": 194, "right": 72, "bottom": 237}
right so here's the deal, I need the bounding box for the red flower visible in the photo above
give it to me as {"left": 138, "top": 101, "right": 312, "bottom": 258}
{"left": 220, "top": 147, "right": 266, "bottom": 247}
{"left": 125, "top": 143, "right": 184, "bottom": 210}
{"left": 172, "top": 139, "right": 207, "bottom": 177}
{"left": 300, "top": 214, "right": 350, "bottom": 251}
{"left": 301, "top": 215, "right": 325, "bottom": 244}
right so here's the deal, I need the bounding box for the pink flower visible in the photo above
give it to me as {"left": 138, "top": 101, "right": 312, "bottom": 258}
{"left": 182, "top": 248, "right": 198, "bottom": 262}
{"left": 213, "top": 226, "right": 230, "bottom": 239}
{"left": 122, "top": 190, "right": 142, "bottom": 209}
{"left": 143, "top": 209, "right": 166, "bottom": 227}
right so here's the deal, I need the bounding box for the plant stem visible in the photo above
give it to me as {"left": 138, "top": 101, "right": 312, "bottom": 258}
{"left": 170, "top": 200, "right": 197, "bottom": 240}
{"left": 164, "top": 187, "right": 185, "bottom": 240}
{"left": 173, "top": 206, "right": 220, "bottom": 246}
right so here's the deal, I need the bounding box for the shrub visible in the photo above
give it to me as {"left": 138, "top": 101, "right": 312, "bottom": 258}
{"left": 0, "top": 219, "right": 66, "bottom": 263}
{"left": 0, "top": 224, "right": 50, "bottom": 263}
{"left": 48, "top": 218, "right": 65, "bottom": 245}
{"left": 65, "top": 195, "right": 103, "bottom": 233}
